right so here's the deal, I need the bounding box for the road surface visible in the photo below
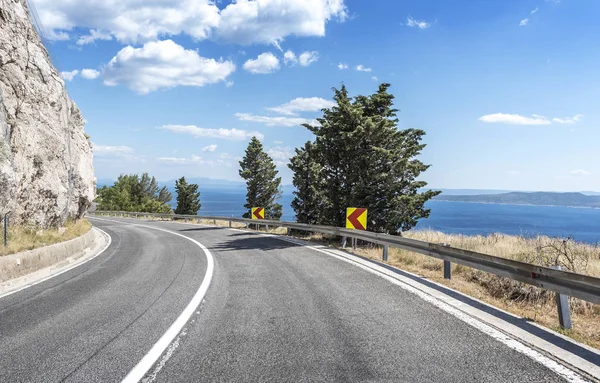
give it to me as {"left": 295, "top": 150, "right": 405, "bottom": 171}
{"left": 0, "top": 217, "right": 576, "bottom": 382}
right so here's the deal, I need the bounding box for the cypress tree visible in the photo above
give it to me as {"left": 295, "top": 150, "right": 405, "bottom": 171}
{"left": 239, "top": 137, "right": 283, "bottom": 219}
{"left": 174, "top": 177, "right": 201, "bottom": 215}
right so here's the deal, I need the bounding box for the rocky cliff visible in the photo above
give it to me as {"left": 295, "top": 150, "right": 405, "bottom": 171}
{"left": 0, "top": 0, "right": 95, "bottom": 228}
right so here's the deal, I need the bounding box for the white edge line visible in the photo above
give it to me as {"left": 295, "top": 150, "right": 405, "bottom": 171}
{"left": 261, "top": 233, "right": 589, "bottom": 383}
{"left": 0, "top": 227, "right": 112, "bottom": 300}
{"left": 90, "top": 217, "right": 215, "bottom": 383}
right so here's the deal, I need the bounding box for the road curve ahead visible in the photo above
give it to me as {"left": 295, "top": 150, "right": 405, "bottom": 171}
{"left": 0, "top": 219, "right": 209, "bottom": 382}
{"left": 0, "top": 217, "right": 583, "bottom": 382}
{"left": 119, "top": 218, "right": 578, "bottom": 382}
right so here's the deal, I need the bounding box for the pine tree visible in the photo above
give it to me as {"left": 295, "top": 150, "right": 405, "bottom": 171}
{"left": 239, "top": 137, "right": 283, "bottom": 219}
{"left": 97, "top": 173, "right": 172, "bottom": 213}
{"left": 174, "top": 177, "right": 201, "bottom": 215}
{"left": 288, "top": 141, "right": 324, "bottom": 224}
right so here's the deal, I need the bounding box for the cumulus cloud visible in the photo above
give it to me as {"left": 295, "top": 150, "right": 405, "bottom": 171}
{"left": 236, "top": 113, "right": 317, "bottom": 127}
{"left": 36, "top": 0, "right": 347, "bottom": 46}
{"left": 61, "top": 70, "right": 79, "bottom": 81}
{"left": 103, "top": 40, "right": 235, "bottom": 93}
{"left": 158, "top": 155, "right": 203, "bottom": 165}
{"left": 553, "top": 114, "right": 583, "bottom": 124}
{"left": 284, "top": 50, "right": 318, "bottom": 66}
{"left": 519, "top": 18, "right": 529, "bottom": 27}
{"left": 298, "top": 51, "right": 319, "bottom": 66}
{"left": 478, "top": 113, "right": 551, "bottom": 125}
{"left": 338, "top": 63, "right": 348, "bottom": 70}
{"left": 159, "top": 124, "right": 263, "bottom": 141}
{"left": 202, "top": 144, "right": 218, "bottom": 152}
{"left": 243, "top": 52, "right": 280, "bottom": 74}
{"left": 284, "top": 50, "right": 297, "bottom": 65}
{"left": 406, "top": 16, "right": 430, "bottom": 29}
{"left": 372, "top": 76, "right": 378, "bottom": 81}
{"left": 268, "top": 146, "right": 293, "bottom": 166}
{"left": 266, "top": 97, "right": 335, "bottom": 115}
{"left": 356, "top": 64, "right": 371, "bottom": 72}
{"left": 80, "top": 69, "right": 100, "bottom": 79}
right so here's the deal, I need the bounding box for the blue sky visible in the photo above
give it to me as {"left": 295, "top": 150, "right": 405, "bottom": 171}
{"left": 33, "top": 0, "right": 600, "bottom": 191}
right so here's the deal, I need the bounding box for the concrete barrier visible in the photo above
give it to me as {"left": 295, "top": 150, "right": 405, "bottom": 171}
{"left": 0, "top": 227, "right": 97, "bottom": 283}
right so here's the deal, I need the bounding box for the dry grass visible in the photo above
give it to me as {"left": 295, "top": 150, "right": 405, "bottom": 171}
{"left": 0, "top": 219, "right": 92, "bottom": 257}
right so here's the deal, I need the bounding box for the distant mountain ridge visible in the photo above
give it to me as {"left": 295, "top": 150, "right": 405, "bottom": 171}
{"left": 433, "top": 192, "right": 600, "bottom": 208}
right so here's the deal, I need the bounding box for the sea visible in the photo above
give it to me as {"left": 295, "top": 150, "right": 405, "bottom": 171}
{"left": 185, "top": 189, "right": 600, "bottom": 244}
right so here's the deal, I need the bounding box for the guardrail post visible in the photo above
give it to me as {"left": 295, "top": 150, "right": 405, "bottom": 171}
{"left": 443, "top": 260, "right": 451, "bottom": 280}
{"left": 341, "top": 236, "right": 347, "bottom": 248}
{"left": 229, "top": 220, "right": 232, "bottom": 228}
{"left": 265, "top": 224, "right": 269, "bottom": 233}
{"left": 552, "top": 265, "right": 572, "bottom": 330}
{"left": 213, "top": 219, "right": 216, "bottom": 225}
{"left": 383, "top": 245, "right": 389, "bottom": 261}
{"left": 352, "top": 237, "right": 357, "bottom": 250}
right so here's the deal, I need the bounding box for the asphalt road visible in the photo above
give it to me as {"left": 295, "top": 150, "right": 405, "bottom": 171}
{"left": 0, "top": 217, "right": 574, "bottom": 382}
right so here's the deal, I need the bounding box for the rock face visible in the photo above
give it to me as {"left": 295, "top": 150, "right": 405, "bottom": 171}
{"left": 0, "top": 0, "right": 95, "bottom": 228}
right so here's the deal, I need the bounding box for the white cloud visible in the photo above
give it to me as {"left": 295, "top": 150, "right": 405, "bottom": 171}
{"left": 519, "top": 18, "right": 529, "bottom": 26}
{"left": 61, "top": 70, "right": 79, "bottom": 81}
{"left": 77, "top": 29, "right": 112, "bottom": 45}
{"left": 356, "top": 64, "right": 372, "bottom": 72}
{"left": 93, "top": 144, "right": 134, "bottom": 155}
{"left": 298, "top": 51, "right": 319, "bottom": 66}
{"left": 478, "top": 113, "right": 551, "bottom": 125}
{"left": 274, "top": 140, "right": 284, "bottom": 145}
{"left": 284, "top": 50, "right": 297, "bottom": 65}
{"left": 552, "top": 114, "right": 583, "bottom": 124}
{"left": 406, "top": 16, "right": 430, "bottom": 29}
{"left": 243, "top": 52, "right": 280, "bottom": 74}
{"left": 103, "top": 40, "right": 235, "bottom": 94}
{"left": 214, "top": 0, "right": 348, "bottom": 45}
{"left": 268, "top": 146, "right": 293, "bottom": 160}
{"left": 202, "top": 144, "right": 218, "bottom": 152}
{"left": 235, "top": 113, "right": 317, "bottom": 127}
{"left": 531, "top": 7, "right": 539, "bottom": 14}
{"left": 226, "top": 81, "right": 234, "bottom": 88}
{"left": 570, "top": 169, "right": 591, "bottom": 176}
{"left": 80, "top": 69, "right": 100, "bottom": 79}
{"left": 338, "top": 63, "right": 348, "bottom": 70}
{"left": 266, "top": 97, "right": 335, "bottom": 116}
{"left": 37, "top": 0, "right": 347, "bottom": 46}
{"left": 372, "top": 76, "right": 378, "bottom": 81}
{"left": 160, "top": 125, "right": 263, "bottom": 141}
{"left": 283, "top": 50, "right": 318, "bottom": 66}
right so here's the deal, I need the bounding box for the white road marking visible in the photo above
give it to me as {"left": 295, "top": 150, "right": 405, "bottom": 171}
{"left": 0, "top": 227, "right": 112, "bottom": 300}
{"left": 90, "top": 217, "right": 214, "bottom": 383}
{"left": 266, "top": 234, "right": 590, "bottom": 383}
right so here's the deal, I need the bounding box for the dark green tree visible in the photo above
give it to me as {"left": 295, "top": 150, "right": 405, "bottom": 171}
{"left": 96, "top": 173, "right": 172, "bottom": 213}
{"left": 239, "top": 137, "right": 283, "bottom": 219}
{"left": 174, "top": 177, "right": 201, "bottom": 215}
{"left": 298, "top": 83, "right": 440, "bottom": 234}
{"left": 288, "top": 141, "right": 325, "bottom": 224}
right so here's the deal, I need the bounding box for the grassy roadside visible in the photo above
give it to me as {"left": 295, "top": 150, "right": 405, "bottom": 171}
{"left": 0, "top": 219, "right": 92, "bottom": 257}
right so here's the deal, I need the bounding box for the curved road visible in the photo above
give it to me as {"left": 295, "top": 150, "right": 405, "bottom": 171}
{"left": 0, "top": 217, "right": 576, "bottom": 382}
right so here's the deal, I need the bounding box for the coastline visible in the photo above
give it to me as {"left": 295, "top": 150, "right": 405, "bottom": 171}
{"left": 431, "top": 199, "right": 600, "bottom": 210}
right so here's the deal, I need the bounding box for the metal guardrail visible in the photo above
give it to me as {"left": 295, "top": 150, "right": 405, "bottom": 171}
{"left": 89, "top": 210, "right": 600, "bottom": 310}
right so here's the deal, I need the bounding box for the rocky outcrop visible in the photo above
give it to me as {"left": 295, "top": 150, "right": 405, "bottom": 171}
{"left": 0, "top": 0, "right": 95, "bottom": 228}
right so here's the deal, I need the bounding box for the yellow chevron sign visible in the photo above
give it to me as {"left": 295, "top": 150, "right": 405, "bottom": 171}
{"left": 346, "top": 208, "right": 367, "bottom": 230}
{"left": 252, "top": 207, "right": 265, "bottom": 220}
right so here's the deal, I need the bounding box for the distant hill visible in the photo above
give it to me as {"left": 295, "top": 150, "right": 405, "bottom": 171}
{"left": 433, "top": 192, "right": 600, "bottom": 208}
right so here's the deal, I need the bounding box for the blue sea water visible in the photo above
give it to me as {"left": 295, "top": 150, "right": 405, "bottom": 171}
{"left": 185, "top": 189, "right": 600, "bottom": 244}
